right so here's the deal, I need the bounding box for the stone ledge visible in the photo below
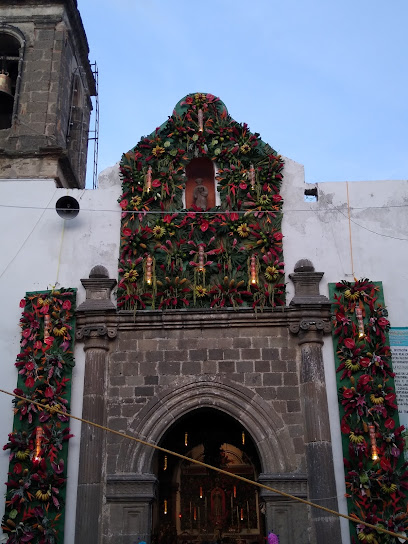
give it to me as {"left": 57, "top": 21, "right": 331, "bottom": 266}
{"left": 258, "top": 473, "right": 308, "bottom": 499}
{"left": 106, "top": 474, "right": 157, "bottom": 503}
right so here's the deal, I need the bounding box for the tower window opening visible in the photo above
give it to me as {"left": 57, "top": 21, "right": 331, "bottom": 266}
{"left": 0, "top": 33, "right": 21, "bottom": 130}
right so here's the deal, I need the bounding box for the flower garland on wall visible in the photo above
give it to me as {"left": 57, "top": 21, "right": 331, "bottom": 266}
{"left": 2, "top": 289, "right": 76, "bottom": 544}
{"left": 331, "top": 280, "right": 408, "bottom": 543}
{"left": 118, "top": 93, "right": 285, "bottom": 311}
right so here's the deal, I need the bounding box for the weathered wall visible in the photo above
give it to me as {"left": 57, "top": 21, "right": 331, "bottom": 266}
{"left": 0, "top": 1, "right": 94, "bottom": 187}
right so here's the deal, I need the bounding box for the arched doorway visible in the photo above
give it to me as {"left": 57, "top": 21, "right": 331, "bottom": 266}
{"left": 152, "top": 407, "right": 265, "bottom": 544}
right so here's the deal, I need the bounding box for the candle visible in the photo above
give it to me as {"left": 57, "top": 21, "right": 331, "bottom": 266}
{"left": 198, "top": 109, "right": 204, "bottom": 132}
{"left": 34, "top": 426, "right": 43, "bottom": 460}
{"left": 249, "top": 164, "right": 255, "bottom": 188}
{"left": 146, "top": 255, "right": 153, "bottom": 285}
{"left": 356, "top": 307, "right": 365, "bottom": 337}
{"left": 145, "top": 166, "right": 152, "bottom": 192}
{"left": 250, "top": 256, "right": 257, "bottom": 285}
{"left": 198, "top": 245, "right": 205, "bottom": 272}
{"left": 44, "top": 314, "right": 51, "bottom": 341}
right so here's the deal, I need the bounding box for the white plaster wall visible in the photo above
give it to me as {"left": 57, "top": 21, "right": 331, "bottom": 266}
{"left": 282, "top": 159, "right": 408, "bottom": 544}
{"left": 1, "top": 160, "right": 407, "bottom": 544}
{"left": 0, "top": 166, "right": 121, "bottom": 543}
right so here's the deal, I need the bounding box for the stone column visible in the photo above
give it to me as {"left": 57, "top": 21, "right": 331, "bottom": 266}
{"left": 289, "top": 259, "right": 341, "bottom": 544}
{"left": 75, "top": 266, "right": 117, "bottom": 544}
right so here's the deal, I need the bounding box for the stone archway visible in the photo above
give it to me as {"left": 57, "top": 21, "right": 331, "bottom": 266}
{"left": 106, "top": 377, "right": 309, "bottom": 544}
{"left": 117, "top": 376, "right": 297, "bottom": 475}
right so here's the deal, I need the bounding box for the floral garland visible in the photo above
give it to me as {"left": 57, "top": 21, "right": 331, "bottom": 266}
{"left": 2, "top": 289, "right": 76, "bottom": 544}
{"left": 118, "top": 93, "right": 285, "bottom": 311}
{"left": 331, "top": 280, "right": 408, "bottom": 543}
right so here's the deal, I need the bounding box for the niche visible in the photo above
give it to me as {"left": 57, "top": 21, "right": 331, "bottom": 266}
{"left": 0, "top": 32, "right": 20, "bottom": 130}
{"left": 185, "top": 157, "right": 215, "bottom": 209}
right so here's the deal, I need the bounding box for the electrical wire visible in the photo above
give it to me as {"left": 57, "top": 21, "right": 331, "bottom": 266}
{"left": 1, "top": 203, "right": 408, "bottom": 212}
{"left": 0, "top": 388, "right": 406, "bottom": 541}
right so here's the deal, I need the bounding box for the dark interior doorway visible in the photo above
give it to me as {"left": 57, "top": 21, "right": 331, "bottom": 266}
{"left": 152, "top": 408, "right": 265, "bottom": 544}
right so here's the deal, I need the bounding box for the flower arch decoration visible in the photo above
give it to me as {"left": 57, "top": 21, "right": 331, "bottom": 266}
{"left": 118, "top": 93, "right": 285, "bottom": 311}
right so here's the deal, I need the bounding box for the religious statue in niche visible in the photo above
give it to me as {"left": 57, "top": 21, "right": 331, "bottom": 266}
{"left": 192, "top": 177, "right": 208, "bottom": 209}
{"left": 185, "top": 157, "right": 215, "bottom": 208}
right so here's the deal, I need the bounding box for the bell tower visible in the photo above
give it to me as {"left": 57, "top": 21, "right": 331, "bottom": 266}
{"left": 0, "top": 0, "right": 95, "bottom": 188}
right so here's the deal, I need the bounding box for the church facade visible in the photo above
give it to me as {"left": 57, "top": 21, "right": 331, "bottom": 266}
{"left": 1, "top": 2, "right": 408, "bottom": 544}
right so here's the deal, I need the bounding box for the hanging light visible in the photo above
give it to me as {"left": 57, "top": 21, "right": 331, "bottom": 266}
{"left": 145, "top": 166, "right": 152, "bottom": 192}
{"left": 240, "top": 508, "right": 244, "bottom": 521}
{"left": 242, "top": 431, "right": 245, "bottom": 445}
{"left": 198, "top": 245, "right": 205, "bottom": 272}
{"left": 145, "top": 255, "right": 153, "bottom": 285}
{"left": 194, "top": 506, "right": 197, "bottom": 521}
{"left": 199, "top": 486, "right": 203, "bottom": 499}
{"left": 233, "top": 485, "right": 237, "bottom": 499}
{"left": 250, "top": 255, "right": 257, "bottom": 285}
{"left": 356, "top": 307, "right": 365, "bottom": 338}
{"left": 198, "top": 109, "right": 204, "bottom": 132}
{"left": 185, "top": 432, "right": 188, "bottom": 447}
{"left": 369, "top": 425, "right": 379, "bottom": 461}
{"left": 34, "top": 426, "right": 43, "bottom": 461}
{"left": 163, "top": 455, "right": 167, "bottom": 471}
{"left": 249, "top": 164, "right": 255, "bottom": 188}
{"left": 164, "top": 500, "right": 168, "bottom": 514}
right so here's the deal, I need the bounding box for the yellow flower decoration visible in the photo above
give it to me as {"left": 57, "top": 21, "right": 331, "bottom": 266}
{"left": 237, "top": 223, "right": 250, "bottom": 237}
{"left": 240, "top": 143, "right": 251, "bottom": 154}
{"left": 358, "top": 534, "right": 378, "bottom": 543}
{"left": 265, "top": 266, "right": 279, "bottom": 282}
{"left": 152, "top": 145, "right": 165, "bottom": 156}
{"left": 349, "top": 432, "right": 365, "bottom": 444}
{"left": 123, "top": 270, "right": 138, "bottom": 282}
{"left": 259, "top": 195, "right": 270, "bottom": 205}
{"left": 195, "top": 285, "right": 207, "bottom": 297}
{"left": 130, "top": 196, "right": 142, "bottom": 208}
{"left": 16, "top": 449, "right": 30, "bottom": 460}
{"left": 152, "top": 225, "right": 166, "bottom": 239}
{"left": 37, "top": 297, "right": 51, "bottom": 307}
{"left": 370, "top": 394, "right": 384, "bottom": 404}
{"left": 345, "top": 359, "right": 361, "bottom": 372}
{"left": 381, "top": 483, "right": 397, "bottom": 494}
{"left": 53, "top": 326, "right": 67, "bottom": 337}
{"left": 344, "top": 289, "right": 360, "bottom": 301}
{"left": 36, "top": 489, "right": 51, "bottom": 502}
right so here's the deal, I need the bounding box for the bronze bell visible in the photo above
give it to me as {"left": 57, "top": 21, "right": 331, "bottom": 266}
{"left": 0, "top": 71, "right": 13, "bottom": 98}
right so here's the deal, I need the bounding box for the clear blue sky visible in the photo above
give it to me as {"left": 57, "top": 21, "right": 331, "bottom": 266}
{"left": 78, "top": 0, "right": 408, "bottom": 186}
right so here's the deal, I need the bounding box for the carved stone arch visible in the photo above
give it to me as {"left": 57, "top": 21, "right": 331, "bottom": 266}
{"left": 118, "top": 376, "right": 297, "bottom": 475}
{"left": 0, "top": 24, "right": 26, "bottom": 47}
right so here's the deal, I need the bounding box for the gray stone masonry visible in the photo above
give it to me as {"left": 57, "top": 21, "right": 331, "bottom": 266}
{"left": 0, "top": 1, "right": 95, "bottom": 187}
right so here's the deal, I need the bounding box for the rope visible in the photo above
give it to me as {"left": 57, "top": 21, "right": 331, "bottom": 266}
{"left": 0, "top": 388, "right": 406, "bottom": 541}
